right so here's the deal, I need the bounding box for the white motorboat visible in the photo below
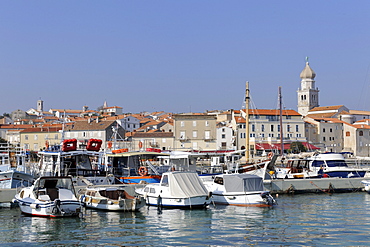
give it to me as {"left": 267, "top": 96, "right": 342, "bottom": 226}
{"left": 136, "top": 171, "right": 211, "bottom": 209}
{"left": 80, "top": 186, "right": 145, "bottom": 211}
{"left": 274, "top": 153, "right": 369, "bottom": 179}
{"left": 12, "top": 176, "right": 82, "bottom": 217}
{"left": 202, "top": 173, "right": 276, "bottom": 207}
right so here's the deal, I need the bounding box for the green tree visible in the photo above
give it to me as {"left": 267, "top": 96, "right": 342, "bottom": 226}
{"left": 289, "top": 142, "right": 307, "bottom": 154}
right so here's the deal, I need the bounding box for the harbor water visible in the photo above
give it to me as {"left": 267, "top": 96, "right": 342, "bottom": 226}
{"left": 2, "top": 192, "right": 370, "bottom": 246}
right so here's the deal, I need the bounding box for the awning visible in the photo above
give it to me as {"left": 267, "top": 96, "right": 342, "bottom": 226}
{"left": 255, "top": 142, "right": 320, "bottom": 151}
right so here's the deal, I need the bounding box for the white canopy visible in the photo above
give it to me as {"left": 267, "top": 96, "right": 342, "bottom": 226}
{"left": 164, "top": 172, "right": 209, "bottom": 198}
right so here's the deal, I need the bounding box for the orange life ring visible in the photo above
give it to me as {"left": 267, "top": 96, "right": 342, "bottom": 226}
{"left": 268, "top": 152, "right": 274, "bottom": 159}
{"left": 138, "top": 166, "right": 148, "bottom": 176}
{"left": 107, "top": 141, "right": 112, "bottom": 149}
{"left": 138, "top": 141, "right": 143, "bottom": 149}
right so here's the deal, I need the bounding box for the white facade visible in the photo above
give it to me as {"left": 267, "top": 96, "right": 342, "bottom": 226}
{"left": 216, "top": 126, "right": 235, "bottom": 150}
{"left": 297, "top": 60, "right": 319, "bottom": 116}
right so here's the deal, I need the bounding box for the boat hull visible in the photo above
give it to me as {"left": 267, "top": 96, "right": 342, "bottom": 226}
{"left": 211, "top": 192, "right": 275, "bottom": 207}
{"left": 14, "top": 198, "right": 82, "bottom": 217}
{"left": 0, "top": 170, "right": 34, "bottom": 189}
{"left": 81, "top": 195, "right": 145, "bottom": 211}
{"left": 144, "top": 195, "right": 210, "bottom": 209}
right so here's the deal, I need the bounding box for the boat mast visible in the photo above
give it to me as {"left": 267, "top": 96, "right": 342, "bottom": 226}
{"left": 279, "top": 87, "right": 284, "bottom": 156}
{"left": 245, "top": 81, "right": 250, "bottom": 162}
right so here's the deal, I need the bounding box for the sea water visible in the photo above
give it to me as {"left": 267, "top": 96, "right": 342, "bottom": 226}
{"left": 1, "top": 192, "right": 370, "bottom": 246}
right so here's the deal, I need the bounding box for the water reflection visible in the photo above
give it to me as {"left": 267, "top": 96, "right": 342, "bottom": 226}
{"left": 2, "top": 193, "right": 370, "bottom": 245}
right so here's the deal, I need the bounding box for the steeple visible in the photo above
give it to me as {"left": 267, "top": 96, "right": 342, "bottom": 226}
{"left": 297, "top": 57, "right": 319, "bottom": 116}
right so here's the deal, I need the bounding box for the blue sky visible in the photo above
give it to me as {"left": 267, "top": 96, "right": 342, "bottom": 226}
{"left": 2, "top": 1, "right": 370, "bottom": 114}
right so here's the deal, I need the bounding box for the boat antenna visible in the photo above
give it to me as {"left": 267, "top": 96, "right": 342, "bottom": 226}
{"left": 279, "top": 87, "right": 284, "bottom": 156}
{"left": 245, "top": 81, "right": 250, "bottom": 162}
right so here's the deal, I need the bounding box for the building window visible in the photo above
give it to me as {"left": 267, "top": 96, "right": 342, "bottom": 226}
{"left": 222, "top": 128, "right": 225, "bottom": 132}
{"left": 192, "top": 142, "right": 198, "bottom": 149}
{"left": 330, "top": 128, "right": 333, "bottom": 133}
{"left": 205, "top": 131, "right": 210, "bottom": 139}
{"left": 25, "top": 135, "right": 28, "bottom": 141}
{"left": 261, "top": 125, "right": 265, "bottom": 132}
{"left": 34, "top": 135, "right": 38, "bottom": 140}
{"left": 192, "top": 131, "right": 197, "bottom": 138}
{"left": 270, "top": 125, "right": 274, "bottom": 132}
{"left": 181, "top": 121, "right": 184, "bottom": 127}
{"left": 162, "top": 138, "right": 166, "bottom": 143}
{"left": 346, "top": 131, "right": 350, "bottom": 136}
{"left": 278, "top": 125, "right": 280, "bottom": 132}
{"left": 55, "top": 134, "right": 58, "bottom": 139}
{"left": 287, "top": 125, "right": 291, "bottom": 132}
{"left": 296, "top": 125, "right": 299, "bottom": 132}
{"left": 323, "top": 128, "right": 326, "bottom": 133}
{"left": 252, "top": 124, "right": 255, "bottom": 132}
{"left": 359, "top": 131, "right": 364, "bottom": 136}
{"left": 33, "top": 143, "right": 38, "bottom": 151}
{"left": 323, "top": 137, "right": 326, "bottom": 141}
{"left": 180, "top": 131, "right": 186, "bottom": 139}
{"left": 205, "top": 121, "right": 209, "bottom": 127}
{"left": 221, "top": 134, "right": 225, "bottom": 139}
{"left": 193, "top": 121, "right": 197, "bottom": 127}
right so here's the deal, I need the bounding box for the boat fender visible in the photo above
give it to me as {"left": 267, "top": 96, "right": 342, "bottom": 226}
{"left": 30, "top": 203, "right": 40, "bottom": 209}
{"left": 157, "top": 195, "right": 162, "bottom": 208}
{"left": 80, "top": 195, "right": 86, "bottom": 203}
{"left": 206, "top": 192, "right": 212, "bottom": 200}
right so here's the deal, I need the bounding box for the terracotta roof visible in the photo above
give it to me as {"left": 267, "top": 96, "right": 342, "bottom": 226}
{"left": 349, "top": 110, "right": 370, "bottom": 115}
{"left": 309, "top": 105, "right": 344, "bottom": 112}
{"left": 0, "top": 124, "right": 34, "bottom": 129}
{"left": 306, "top": 112, "right": 338, "bottom": 118}
{"left": 64, "top": 120, "right": 116, "bottom": 131}
{"left": 20, "top": 127, "right": 62, "bottom": 133}
{"left": 235, "top": 116, "right": 246, "bottom": 124}
{"left": 131, "top": 132, "right": 173, "bottom": 138}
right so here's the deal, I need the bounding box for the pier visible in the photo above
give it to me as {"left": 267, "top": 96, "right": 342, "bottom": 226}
{"left": 264, "top": 177, "right": 366, "bottom": 194}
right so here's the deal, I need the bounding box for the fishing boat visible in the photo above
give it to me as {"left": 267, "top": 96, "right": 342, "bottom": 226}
{"left": 12, "top": 176, "right": 82, "bottom": 217}
{"left": 37, "top": 138, "right": 117, "bottom": 186}
{"left": 202, "top": 173, "right": 276, "bottom": 207}
{"left": 79, "top": 186, "right": 145, "bottom": 211}
{"left": 136, "top": 171, "right": 211, "bottom": 209}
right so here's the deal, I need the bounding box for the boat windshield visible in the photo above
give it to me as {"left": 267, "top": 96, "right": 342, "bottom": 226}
{"left": 326, "top": 160, "right": 348, "bottom": 167}
{"left": 37, "top": 177, "right": 75, "bottom": 191}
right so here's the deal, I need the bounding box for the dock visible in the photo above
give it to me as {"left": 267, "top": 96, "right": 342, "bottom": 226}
{"left": 264, "top": 177, "right": 366, "bottom": 194}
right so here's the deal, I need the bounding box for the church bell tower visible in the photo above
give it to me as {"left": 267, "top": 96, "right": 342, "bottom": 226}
{"left": 297, "top": 58, "right": 319, "bottom": 116}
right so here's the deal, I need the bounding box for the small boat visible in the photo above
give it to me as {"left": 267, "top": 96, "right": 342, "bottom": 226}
{"left": 79, "top": 186, "right": 145, "bottom": 211}
{"left": 202, "top": 173, "right": 276, "bottom": 207}
{"left": 136, "top": 171, "right": 211, "bottom": 209}
{"left": 12, "top": 176, "right": 82, "bottom": 217}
